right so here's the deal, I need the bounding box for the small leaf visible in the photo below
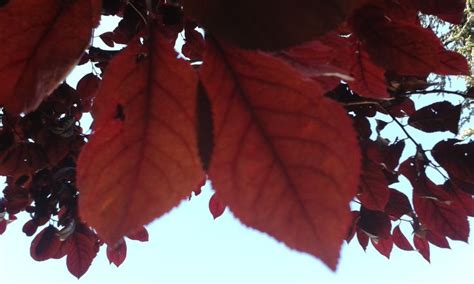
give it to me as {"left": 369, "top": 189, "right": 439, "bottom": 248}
{"left": 357, "top": 208, "right": 392, "bottom": 239}
{"left": 371, "top": 237, "right": 393, "bottom": 259}
{"left": 384, "top": 188, "right": 413, "bottom": 219}
{"left": 22, "top": 219, "right": 38, "bottom": 237}
{"left": 209, "top": 193, "right": 225, "bottom": 219}
{"left": 65, "top": 225, "right": 99, "bottom": 279}
{"left": 126, "top": 227, "right": 149, "bottom": 242}
{"left": 392, "top": 225, "right": 414, "bottom": 251}
{"left": 408, "top": 102, "right": 461, "bottom": 133}
{"left": 357, "top": 229, "right": 369, "bottom": 251}
{"left": 414, "top": 235, "right": 430, "bottom": 262}
{"left": 401, "top": 158, "right": 470, "bottom": 242}
{"left": 358, "top": 142, "right": 390, "bottom": 211}
{"left": 107, "top": 239, "right": 127, "bottom": 267}
{"left": 0, "top": 219, "right": 6, "bottom": 235}
{"left": 30, "top": 225, "right": 61, "bottom": 261}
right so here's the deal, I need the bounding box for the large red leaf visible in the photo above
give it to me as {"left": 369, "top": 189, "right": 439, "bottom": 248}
{"left": 180, "top": 0, "right": 365, "bottom": 50}
{"left": 0, "top": 0, "right": 101, "bottom": 114}
{"left": 77, "top": 30, "right": 205, "bottom": 245}
{"left": 352, "top": 5, "right": 470, "bottom": 76}
{"left": 200, "top": 39, "right": 360, "bottom": 269}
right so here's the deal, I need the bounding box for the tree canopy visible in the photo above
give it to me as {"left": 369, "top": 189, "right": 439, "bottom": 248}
{"left": 0, "top": 0, "right": 473, "bottom": 279}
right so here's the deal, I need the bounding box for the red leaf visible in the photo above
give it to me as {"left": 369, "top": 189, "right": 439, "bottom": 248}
{"left": 414, "top": 235, "right": 430, "bottom": 262}
{"left": 346, "top": 42, "right": 390, "bottom": 99}
{"left": 426, "top": 230, "right": 450, "bottom": 249}
{"left": 346, "top": 211, "right": 360, "bottom": 243}
{"left": 182, "top": 23, "right": 205, "bottom": 61}
{"left": 0, "top": 0, "right": 101, "bottom": 113}
{"left": 126, "top": 227, "right": 149, "bottom": 242}
{"left": 357, "top": 229, "right": 370, "bottom": 251}
{"left": 77, "top": 31, "right": 205, "bottom": 245}
{"left": 416, "top": 0, "right": 466, "bottom": 24}
{"left": 22, "top": 219, "right": 38, "bottom": 237}
{"left": 65, "top": 225, "right": 99, "bottom": 279}
{"left": 352, "top": 6, "right": 470, "bottom": 76}
{"left": 76, "top": 73, "right": 101, "bottom": 112}
{"left": 209, "top": 193, "right": 225, "bottom": 219}
{"left": 357, "top": 208, "right": 392, "bottom": 239}
{"left": 358, "top": 142, "right": 390, "bottom": 211}
{"left": 107, "top": 239, "right": 127, "bottom": 267}
{"left": 443, "top": 181, "right": 474, "bottom": 217}
{"left": 200, "top": 39, "right": 360, "bottom": 269}
{"left": 432, "top": 140, "right": 474, "bottom": 195}
{"left": 278, "top": 34, "right": 353, "bottom": 87}
{"left": 180, "top": 0, "right": 363, "bottom": 50}
{"left": 371, "top": 236, "right": 393, "bottom": 259}
{"left": 392, "top": 225, "right": 414, "bottom": 251}
{"left": 30, "top": 225, "right": 62, "bottom": 261}
{"left": 383, "top": 141, "right": 405, "bottom": 171}
{"left": 100, "top": 32, "right": 115, "bottom": 48}
{"left": 401, "top": 159, "right": 470, "bottom": 241}
{"left": 408, "top": 102, "right": 461, "bottom": 134}
{"left": 384, "top": 188, "right": 413, "bottom": 219}
{"left": 0, "top": 219, "right": 6, "bottom": 235}
{"left": 0, "top": 142, "right": 47, "bottom": 178}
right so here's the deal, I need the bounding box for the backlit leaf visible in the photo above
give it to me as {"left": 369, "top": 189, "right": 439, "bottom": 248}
{"left": 352, "top": 5, "right": 470, "bottom": 76}
{"left": 414, "top": 234, "right": 430, "bottom": 262}
{"left": 401, "top": 159, "right": 469, "bottom": 241}
{"left": 77, "top": 30, "right": 205, "bottom": 245}
{"left": 392, "top": 225, "right": 414, "bottom": 251}
{"left": 0, "top": 0, "right": 101, "bottom": 113}
{"left": 106, "top": 239, "right": 127, "bottom": 267}
{"left": 371, "top": 236, "right": 393, "bottom": 258}
{"left": 358, "top": 142, "right": 390, "bottom": 211}
{"left": 65, "top": 225, "right": 99, "bottom": 279}
{"left": 209, "top": 193, "right": 225, "bottom": 220}
{"left": 200, "top": 39, "right": 360, "bottom": 269}
{"left": 30, "top": 225, "right": 61, "bottom": 261}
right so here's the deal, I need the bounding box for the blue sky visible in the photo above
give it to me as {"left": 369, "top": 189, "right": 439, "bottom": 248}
{"left": 1, "top": 15, "right": 473, "bottom": 284}
{"left": 1, "top": 182, "right": 473, "bottom": 284}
